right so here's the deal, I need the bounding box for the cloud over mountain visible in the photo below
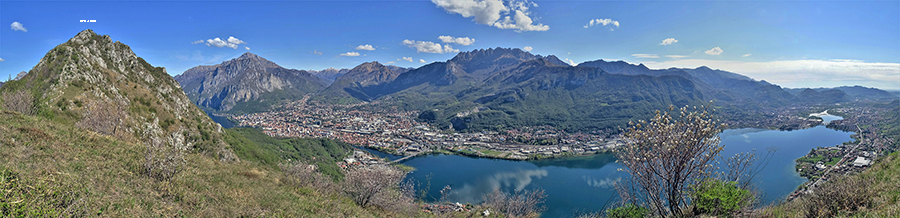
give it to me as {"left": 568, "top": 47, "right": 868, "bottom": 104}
{"left": 402, "top": 39, "right": 459, "bottom": 54}
{"left": 432, "top": 0, "right": 548, "bottom": 32}
{"left": 205, "top": 36, "right": 246, "bottom": 49}
{"left": 340, "top": 52, "right": 361, "bottom": 57}
{"left": 439, "top": 36, "right": 475, "bottom": 45}
{"left": 705, "top": 47, "right": 724, "bottom": 55}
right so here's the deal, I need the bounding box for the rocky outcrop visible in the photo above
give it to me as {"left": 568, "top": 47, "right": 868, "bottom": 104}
{"left": 1, "top": 29, "right": 236, "bottom": 161}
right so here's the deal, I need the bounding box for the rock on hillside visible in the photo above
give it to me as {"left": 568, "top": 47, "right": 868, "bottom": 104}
{"left": 0, "top": 29, "right": 236, "bottom": 161}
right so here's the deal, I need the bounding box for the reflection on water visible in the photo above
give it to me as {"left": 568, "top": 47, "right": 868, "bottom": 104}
{"left": 401, "top": 153, "right": 623, "bottom": 218}
{"left": 529, "top": 153, "right": 617, "bottom": 169}
{"left": 583, "top": 176, "right": 620, "bottom": 189}
{"left": 384, "top": 116, "right": 852, "bottom": 217}
{"left": 448, "top": 169, "right": 548, "bottom": 203}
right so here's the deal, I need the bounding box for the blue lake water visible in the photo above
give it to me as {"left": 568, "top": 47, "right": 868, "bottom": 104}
{"left": 382, "top": 115, "right": 854, "bottom": 217}
{"left": 206, "top": 110, "right": 235, "bottom": 128}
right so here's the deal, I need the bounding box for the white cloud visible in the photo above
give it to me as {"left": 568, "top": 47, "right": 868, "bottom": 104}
{"left": 419, "top": 59, "right": 426, "bottom": 63}
{"left": 583, "top": 18, "right": 619, "bottom": 30}
{"left": 245, "top": 46, "right": 250, "bottom": 50}
{"left": 386, "top": 61, "right": 396, "bottom": 64}
{"left": 311, "top": 50, "right": 323, "bottom": 55}
{"left": 522, "top": 46, "right": 533, "bottom": 51}
{"left": 659, "top": 38, "right": 678, "bottom": 45}
{"left": 10, "top": 22, "right": 26, "bottom": 32}
{"left": 742, "top": 53, "right": 752, "bottom": 57}
{"left": 564, "top": 58, "right": 576, "bottom": 66}
{"left": 705, "top": 47, "right": 724, "bottom": 55}
{"left": 226, "top": 36, "right": 244, "bottom": 44}
{"left": 205, "top": 36, "right": 246, "bottom": 49}
{"left": 432, "top": 0, "right": 549, "bottom": 32}
{"left": 632, "top": 54, "right": 659, "bottom": 58}
{"left": 0, "top": 58, "right": 4, "bottom": 62}
{"left": 641, "top": 58, "right": 900, "bottom": 90}
{"left": 191, "top": 40, "right": 204, "bottom": 44}
{"left": 665, "top": 55, "right": 689, "bottom": 59}
{"left": 401, "top": 57, "right": 414, "bottom": 62}
{"left": 402, "top": 39, "right": 459, "bottom": 54}
{"left": 340, "top": 52, "right": 361, "bottom": 57}
{"left": 355, "top": 44, "right": 376, "bottom": 50}
{"left": 492, "top": 9, "right": 550, "bottom": 32}
{"left": 438, "top": 36, "right": 475, "bottom": 46}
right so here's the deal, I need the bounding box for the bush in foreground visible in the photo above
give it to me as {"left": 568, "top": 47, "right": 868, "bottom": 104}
{"left": 690, "top": 179, "right": 753, "bottom": 217}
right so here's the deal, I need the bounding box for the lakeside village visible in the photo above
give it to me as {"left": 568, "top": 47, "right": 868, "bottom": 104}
{"left": 233, "top": 96, "right": 621, "bottom": 161}
{"left": 787, "top": 107, "right": 899, "bottom": 201}
{"left": 231, "top": 96, "right": 841, "bottom": 162}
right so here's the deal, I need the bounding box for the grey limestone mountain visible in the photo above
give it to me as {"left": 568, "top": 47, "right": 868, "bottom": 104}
{"left": 175, "top": 52, "right": 327, "bottom": 113}
{"left": 0, "top": 29, "right": 236, "bottom": 161}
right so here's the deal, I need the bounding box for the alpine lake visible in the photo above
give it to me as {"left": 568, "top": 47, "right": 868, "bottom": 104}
{"left": 366, "top": 115, "right": 854, "bottom": 217}
{"left": 211, "top": 113, "right": 853, "bottom": 217}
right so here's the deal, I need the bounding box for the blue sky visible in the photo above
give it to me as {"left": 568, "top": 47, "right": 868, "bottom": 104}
{"left": 1, "top": 0, "right": 898, "bottom": 90}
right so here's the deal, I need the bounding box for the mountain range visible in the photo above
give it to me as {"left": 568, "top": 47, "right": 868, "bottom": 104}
{"left": 175, "top": 47, "right": 897, "bottom": 133}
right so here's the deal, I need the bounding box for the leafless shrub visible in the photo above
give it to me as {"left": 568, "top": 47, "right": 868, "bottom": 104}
{"left": 2, "top": 89, "right": 34, "bottom": 115}
{"left": 483, "top": 188, "right": 547, "bottom": 218}
{"left": 340, "top": 165, "right": 407, "bottom": 207}
{"left": 802, "top": 175, "right": 875, "bottom": 217}
{"left": 615, "top": 104, "right": 725, "bottom": 216}
{"left": 76, "top": 101, "right": 125, "bottom": 136}
{"left": 722, "top": 148, "right": 775, "bottom": 190}
{"left": 144, "top": 135, "right": 186, "bottom": 181}
{"left": 373, "top": 178, "right": 419, "bottom": 216}
{"left": 280, "top": 162, "right": 335, "bottom": 193}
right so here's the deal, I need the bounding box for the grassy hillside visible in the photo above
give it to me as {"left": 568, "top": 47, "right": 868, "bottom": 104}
{"left": 224, "top": 127, "right": 353, "bottom": 180}
{"left": 765, "top": 151, "right": 900, "bottom": 217}
{"left": 0, "top": 110, "right": 377, "bottom": 217}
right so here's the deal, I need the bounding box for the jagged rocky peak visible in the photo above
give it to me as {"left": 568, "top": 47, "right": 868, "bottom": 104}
{"left": 225, "top": 52, "right": 279, "bottom": 68}
{"left": 451, "top": 47, "right": 534, "bottom": 62}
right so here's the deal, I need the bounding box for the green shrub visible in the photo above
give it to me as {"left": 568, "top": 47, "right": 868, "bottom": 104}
{"left": 605, "top": 204, "right": 651, "bottom": 218}
{"left": 690, "top": 179, "right": 753, "bottom": 217}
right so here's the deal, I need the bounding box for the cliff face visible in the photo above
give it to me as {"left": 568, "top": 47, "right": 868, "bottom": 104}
{"left": 1, "top": 29, "right": 236, "bottom": 161}
{"left": 175, "top": 52, "right": 327, "bottom": 113}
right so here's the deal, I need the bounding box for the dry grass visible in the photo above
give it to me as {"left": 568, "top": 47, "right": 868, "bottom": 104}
{"left": 0, "top": 110, "right": 379, "bottom": 217}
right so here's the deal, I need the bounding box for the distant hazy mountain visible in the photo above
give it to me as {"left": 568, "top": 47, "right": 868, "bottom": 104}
{"left": 175, "top": 52, "right": 327, "bottom": 113}
{"left": 308, "top": 68, "right": 350, "bottom": 84}
{"left": 785, "top": 86, "right": 898, "bottom": 102}
{"left": 0, "top": 29, "right": 235, "bottom": 160}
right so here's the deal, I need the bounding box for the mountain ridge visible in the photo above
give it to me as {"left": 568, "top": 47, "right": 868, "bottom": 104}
{"left": 0, "top": 29, "right": 236, "bottom": 160}
{"left": 175, "top": 52, "right": 327, "bottom": 113}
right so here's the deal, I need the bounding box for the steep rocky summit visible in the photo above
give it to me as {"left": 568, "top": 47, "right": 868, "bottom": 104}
{"left": 0, "top": 29, "right": 235, "bottom": 161}
{"left": 175, "top": 52, "right": 327, "bottom": 113}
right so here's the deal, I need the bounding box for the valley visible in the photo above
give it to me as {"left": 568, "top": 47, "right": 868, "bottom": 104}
{"left": 1, "top": 26, "right": 897, "bottom": 217}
